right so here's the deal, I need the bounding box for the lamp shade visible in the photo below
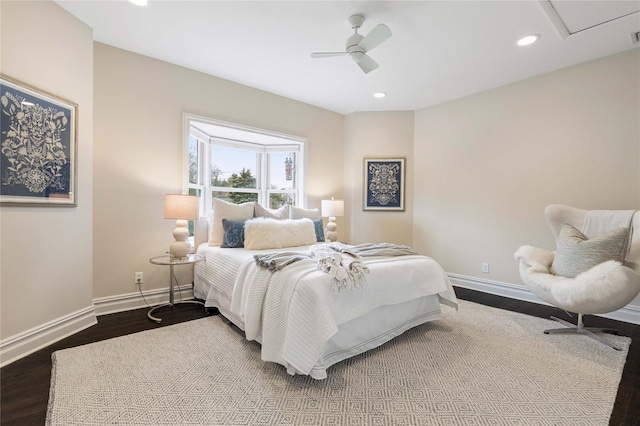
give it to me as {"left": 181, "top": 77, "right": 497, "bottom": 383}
{"left": 164, "top": 194, "right": 199, "bottom": 220}
{"left": 321, "top": 198, "right": 344, "bottom": 218}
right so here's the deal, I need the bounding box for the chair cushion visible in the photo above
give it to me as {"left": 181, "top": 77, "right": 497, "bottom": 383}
{"left": 551, "top": 223, "right": 628, "bottom": 278}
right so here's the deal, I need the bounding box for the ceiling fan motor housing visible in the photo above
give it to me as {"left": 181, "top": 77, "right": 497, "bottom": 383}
{"left": 346, "top": 33, "right": 365, "bottom": 62}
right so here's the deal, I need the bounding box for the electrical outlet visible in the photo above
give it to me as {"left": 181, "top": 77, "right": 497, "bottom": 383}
{"left": 135, "top": 272, "right": 143, "bottom": 285}
{"left": 482, "top": 263, "right": 489, "bottom": 274}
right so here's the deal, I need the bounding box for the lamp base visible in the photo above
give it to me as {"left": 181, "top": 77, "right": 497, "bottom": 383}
{"left": 325, "top": 216, "right": 338, "bottom": 242}
{"left": 169, "top": 241, "right": 191, "bottom": 258}
{"left": 170, "top": 219, "right": 192, "bottom": 258}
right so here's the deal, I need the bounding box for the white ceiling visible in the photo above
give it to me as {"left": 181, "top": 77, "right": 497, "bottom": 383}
{"left": 55, "top": 0, "right": 640, "bottom": 115}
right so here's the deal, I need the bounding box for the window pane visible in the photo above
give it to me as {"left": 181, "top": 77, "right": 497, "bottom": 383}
{"left": 211, "top": 145, "right": 258, "bottom": 189}
{"left": 269, "top": 152, "right": 296, "bottom": 190}
{"left": 269, "top": 192, "right": 295, "bottom": 209}
{"left": 212, "top": 191, "right": 258, "bottom": 206}
{"left": 185, "top": 116, "right": 305, "bottom": 215}
{"left": 188, "top": 136, "right": 199, "bottom": 184}
{"left": 186, "top": 188, "right": 201, "bottom": 237}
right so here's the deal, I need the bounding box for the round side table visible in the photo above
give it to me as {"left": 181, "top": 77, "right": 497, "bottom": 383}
{"left": 147, "top": 253, "right": 205, "bottom": 323}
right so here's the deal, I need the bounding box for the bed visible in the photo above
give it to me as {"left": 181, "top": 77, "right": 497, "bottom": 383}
{"left": 193, "top": 200, "right": 458, "bottom": 380}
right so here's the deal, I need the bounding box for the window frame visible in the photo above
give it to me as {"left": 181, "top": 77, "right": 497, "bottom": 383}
{"left": 183, "top": 113, "right": 306, "bottom": 217}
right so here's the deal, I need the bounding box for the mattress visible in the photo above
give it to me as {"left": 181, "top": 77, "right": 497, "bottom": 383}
{"left": 195, "top": 243, "right": 457, "bottom": 379}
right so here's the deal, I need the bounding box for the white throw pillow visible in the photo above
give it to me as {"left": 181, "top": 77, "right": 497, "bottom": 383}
{"left": 551, "top": 223, "right": 628, "bottom": 278}
{"left": 244, "top": 217, "right": 317, "bottom": 250}
{"left": 254, "top": 202, "right": 289, "bottom": 220}
{"left": 289, "top": 205, "right": 320, "bottom": 220}
{"left": 209, "top": 199, "right": 255, "bottom": 246}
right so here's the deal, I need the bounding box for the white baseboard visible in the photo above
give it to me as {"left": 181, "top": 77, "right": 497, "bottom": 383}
{"left": 93, "top": 285, "right": 195, "bottom": 316}
{"left": 1, "top": 286, "right": 197, "bottom": 367}
{"left": 0, "top": 306, "right": 97, "bottom": 368}
{"left": 448, "top": 273, "right": 640, "bottom": 325}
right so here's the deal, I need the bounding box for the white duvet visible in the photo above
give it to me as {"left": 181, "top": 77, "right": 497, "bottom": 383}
{"left": 205, "top": 245, "right": 458, "bottom": 378}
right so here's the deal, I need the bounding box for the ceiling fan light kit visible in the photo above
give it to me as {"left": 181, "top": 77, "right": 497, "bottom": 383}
{"left": 311, "top": 14, "right": 392, "bottom": 74}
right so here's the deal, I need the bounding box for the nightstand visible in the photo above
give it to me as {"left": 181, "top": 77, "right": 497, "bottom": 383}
{"left": 147, "top": 253, "right": 205, "bottom": 323}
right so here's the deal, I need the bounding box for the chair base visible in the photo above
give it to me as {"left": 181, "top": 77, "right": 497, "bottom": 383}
{"left": 544, "top": 314, "right": 621, "bottom": 351}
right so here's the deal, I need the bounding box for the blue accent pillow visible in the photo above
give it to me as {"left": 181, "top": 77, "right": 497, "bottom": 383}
{"left": 313, "top": 219, "right": 325, "bottom": 242}
{"left": 221, "top": 218, "right": 246, "bottom": 248}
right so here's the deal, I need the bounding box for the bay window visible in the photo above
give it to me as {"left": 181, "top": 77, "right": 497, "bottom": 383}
{"left": 183, "top": 114, "right": 305, "bottom": 217}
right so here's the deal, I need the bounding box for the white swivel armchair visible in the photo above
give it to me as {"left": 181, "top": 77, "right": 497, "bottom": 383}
{"left": 515, "top": 204, "right": 640, "bottom": 350}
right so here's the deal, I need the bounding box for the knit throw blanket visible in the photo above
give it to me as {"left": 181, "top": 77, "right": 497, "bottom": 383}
{"left": 309, "top": 244, "right": 368, "bottom": 290}
{"left": 254, "top": 242, "right": 418, "bottom": 291}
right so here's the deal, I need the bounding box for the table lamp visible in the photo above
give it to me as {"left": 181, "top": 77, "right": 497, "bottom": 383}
{"left": 164, "top": 194, "right": 200, "bottom": 258}
{"left": 321, "top": 198, "right": 344, "bottom": 242}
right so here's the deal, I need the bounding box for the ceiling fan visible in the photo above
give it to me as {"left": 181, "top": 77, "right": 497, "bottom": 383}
{"left": 311, "top": 14, "right": 392, "bottom": 74}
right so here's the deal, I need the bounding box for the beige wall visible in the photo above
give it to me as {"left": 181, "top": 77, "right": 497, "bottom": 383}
{"left": 344, "top": 111, "right": 414, "bottom": 245}
{"left": 413, "top": 49, "right": 640, "bottom": 287}
{"left": 2, "top": 0, "right": 639, "bottom": 364}
{"left": 93, "top": 43, "right": 344, "bottom": 300}
{"left": 0, "top": 1, "right": 94, "bottom": 340}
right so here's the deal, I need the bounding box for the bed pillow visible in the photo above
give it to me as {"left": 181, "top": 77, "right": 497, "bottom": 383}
{"left": 313, "top": 219, "right": 325, "bottom": 242}
{"left": 221, "top": 219, "right": 246, "bottom": 248}
{"left": 244, "top": 217, "right": 317, "bottom": 250}
{"left": 289, "top": 205, "right": 320, "bottom": 220}
{"left": 209, "top": 199, "right": 255, "bottom": 246}
{"left": 254, "top": 202, "right": 289, "bottom": 220}
{"left": 551, "top": 223, "right": 628, "bottom": 278}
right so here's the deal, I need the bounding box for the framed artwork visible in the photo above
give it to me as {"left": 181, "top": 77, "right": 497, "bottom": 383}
{"left": 0, "top": 74, "right": 77, "bottom": 206}
{"left": 363, "top": 157, "right": 405, "bottom": 211}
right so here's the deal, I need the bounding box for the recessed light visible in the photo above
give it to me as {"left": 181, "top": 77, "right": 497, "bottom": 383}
{"left": 516, "top": 34, "right": 539, "bottom": 46}
{"left": 373, "top": 92, "right": 386, "bottom": 98}
{"left": 129, "top": 0, "right": 148, "bottom": 6}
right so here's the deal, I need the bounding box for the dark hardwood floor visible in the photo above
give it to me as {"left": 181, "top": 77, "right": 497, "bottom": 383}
{"left": 1, "top": 289, "right": 638, "bottom": 425}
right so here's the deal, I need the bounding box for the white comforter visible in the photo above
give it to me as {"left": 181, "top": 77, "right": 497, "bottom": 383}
{"left": 224, "top": 246, "right": 457, "bottom": 378}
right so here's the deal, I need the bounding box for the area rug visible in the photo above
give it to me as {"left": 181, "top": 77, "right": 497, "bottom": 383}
{"left": 46, "top": 300, "right": 630, "bottom": 425}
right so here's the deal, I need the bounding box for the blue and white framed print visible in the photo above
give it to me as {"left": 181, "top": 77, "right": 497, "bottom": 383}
{"left": 0, "top": 75, "right": 77, "bottom": 206}
{"left": 363, "top": 157, "right": 405, "bottom": 211}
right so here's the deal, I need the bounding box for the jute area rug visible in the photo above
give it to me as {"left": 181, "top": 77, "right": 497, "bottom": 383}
{"left": 46, "top": 300, "right": 630, "bottom": 426}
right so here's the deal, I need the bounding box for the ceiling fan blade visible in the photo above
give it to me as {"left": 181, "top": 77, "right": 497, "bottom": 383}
{"left": 359, "top": 23, "right": 391, "bottom": 52}
{"left": 357, "top": 54, "right": 379, "bottom": 74}
{"left": 310, "top": 52, "right": 347, "bottom": 58}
